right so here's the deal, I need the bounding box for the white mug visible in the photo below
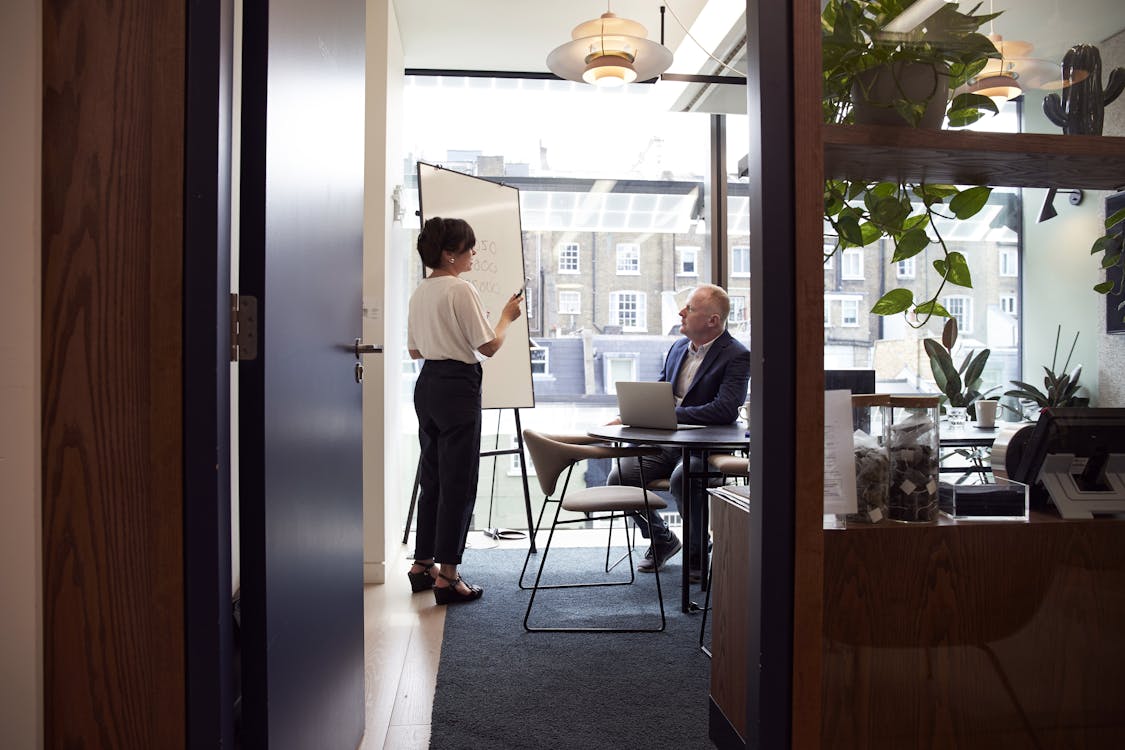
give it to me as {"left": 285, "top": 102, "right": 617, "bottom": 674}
{"left": 738, "top": 401, "right": 750, "bottom": 421}
{"left": 976, "top": 399, "right": 998, "bottom": 428}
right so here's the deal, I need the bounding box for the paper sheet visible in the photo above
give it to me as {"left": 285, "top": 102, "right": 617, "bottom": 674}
{"left": 824, "top": 389, "right": 858, "bottom": 515}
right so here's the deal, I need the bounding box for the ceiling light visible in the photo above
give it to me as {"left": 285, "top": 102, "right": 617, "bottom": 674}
{"left": 546, "top": 8, "right": 673, "bottom": 88}
{"left": 968, "top": 74, "right": 1022, "bottom": 108}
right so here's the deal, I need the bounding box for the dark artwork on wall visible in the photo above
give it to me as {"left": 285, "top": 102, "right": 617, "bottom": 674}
{"left": 1107, "top": 191, "right": 1125, "bottom": 334}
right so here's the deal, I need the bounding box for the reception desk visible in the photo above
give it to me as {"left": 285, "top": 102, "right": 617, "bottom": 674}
{"left": 709, "top": 500, "right": 1125, "bottom": 749}
{"left": 822, "top": 514, "right": 1125, "bottom": 749}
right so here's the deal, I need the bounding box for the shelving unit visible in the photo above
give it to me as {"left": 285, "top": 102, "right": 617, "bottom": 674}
{"left": 824, "top": 124, "right": 1125, "bottom": 189}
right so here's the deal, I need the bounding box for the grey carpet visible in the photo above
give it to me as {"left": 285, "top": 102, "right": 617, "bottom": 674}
{"left": 429, "top": 546, "right": 713, "bottom": 750}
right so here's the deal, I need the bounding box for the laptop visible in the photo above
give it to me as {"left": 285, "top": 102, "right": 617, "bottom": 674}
{"left": 615, "top": 381, "right": 704, "bottom": 430}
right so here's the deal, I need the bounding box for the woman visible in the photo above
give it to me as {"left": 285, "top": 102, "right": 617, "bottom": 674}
{"left": 406, "top": 216, "right": 522, "bottom": 604}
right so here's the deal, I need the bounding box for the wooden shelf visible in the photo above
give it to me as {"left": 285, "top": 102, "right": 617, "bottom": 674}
{"left": 824, "top": 124, "right": 1125, "bottom": 189}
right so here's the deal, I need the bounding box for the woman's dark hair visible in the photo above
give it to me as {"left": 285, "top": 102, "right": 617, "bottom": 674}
{"left": 417, "top": 217, "right": 475, "bottom": 269}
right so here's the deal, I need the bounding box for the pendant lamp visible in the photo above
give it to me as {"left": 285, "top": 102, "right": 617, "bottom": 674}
{"left": 547, "top": 8, "right": 673, "bottom": 88}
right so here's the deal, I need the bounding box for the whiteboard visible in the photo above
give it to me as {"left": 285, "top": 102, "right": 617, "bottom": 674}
{"left": 417, "top": 162, "right": 534, "bottom": 410}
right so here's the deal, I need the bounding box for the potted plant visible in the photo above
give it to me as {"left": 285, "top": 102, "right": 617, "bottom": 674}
{"left": 1093, "top": 203, "right": 1125, "bottom": 327}
{"left": 923, "top": 317, "right": 995, "bottom": 423}
{"left": 822, "top": 0, "right": 1004, "bottom": 326}
{"left": 822, "top": 0, "right": 1002, "bottom": 128}
{"left": 1004, "top": 325, "right": 1088, "bottom": 413}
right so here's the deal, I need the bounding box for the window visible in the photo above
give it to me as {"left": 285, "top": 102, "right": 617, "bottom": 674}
{"left": 823, "top": 238, "right": 835, "bottom": 270}
{"left": 508, "top": 436, "right": 536, "bottom": 477}
{"left": 944, "top": 295, "right": 973, "bottom": 334}
{"left": 558, "top": 290, "right": 580, "bottom": 315}
{"left": 616, "top": 243, "right": 640, "bottom": 275}
{"left": 1000, "top": 294, "right": 1017, "bottom": 315}
{"left": 558, "top": 243, "right": 580, "bottom": 274}
{"left": 841, "top": 248, "right": 864, "bottom": 280}
{"left": 729, "top": 296, "right": 747, "bottom": 324}
{"left": 731, "top": 246, "right": 750, "bottom": 277}
{"left": 603, "top": 355, "right": 638, "bottom": 395}
{"left": 679, "top": 246, "right": 699, "bottom": 276}
{"left": 841, "top": 298, "right": 860, "bottom": 327}
{"left": 999, "top": 246, "right": 1018, "bottom": 277}
{"left": 824, "top": 299, "right": 831, "bottom": 327}
{"left": 609, "top": 291, "right": 647, "bottom": 332}
{"left": 897, "top": 257, "right": 916, "bottom": 278}
{"left": 530, "top": 345, "right": 549, "bottom": 375}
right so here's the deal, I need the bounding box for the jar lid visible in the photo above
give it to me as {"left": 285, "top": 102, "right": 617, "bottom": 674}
{"left": 851, "top": 394, "right": 892, "bottom": 407}
{"left": 889, "top": 394, "right": 940, "bottom": 407}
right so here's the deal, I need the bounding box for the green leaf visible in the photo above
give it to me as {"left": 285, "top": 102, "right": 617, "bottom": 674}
{"left": 943, "top": 251, "right": 973, "bottom": 287}
{"left": 1105, "top": 207, "right": 1125, "bottom": 230}
{"left": 871, "top": 288, "right": 914, "bottom": 315}
{"left": 913, "top": 300, "right": 950, "bottom": 318}
{"left": 1091, "top": 236, "right": 1111, "bottom": 254}
{"left": 1102, "top": 252, "right": 1122, "bottom": 269}
{"left": 1095, "top": 280, "right": 1115, "bottom": 294}
{"left": 962, "top": 349, "right": 991, "bottom": 390}
{"left": 925, "top": 338, "right": 962, "bottom": 400}
{"left": 942, "top": 317, "right": 958, "bottom": 349}
{"left": 903, "top": 214, "right": 930, "bottom": 232}
{"left": 870, "top": 195, "right": 910, "bottom": 229}
{"left": 869, "top": 182, "right": 897, "bottom": 199}
{"left": 837, "top": 213, "right": 863, "bottom": 246}
{"left": 949, "top": 186, "right": 992, "bottom": 219}
{"left": 858, "top": 222, "right": 883, "bottom": 246}
{"left": 892, "top": 228, "right": 930, "bottom": 262}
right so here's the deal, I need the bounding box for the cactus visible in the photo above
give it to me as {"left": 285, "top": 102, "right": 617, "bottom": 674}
{"left": 1043, "top": 44, "right": 1125, "bottom": 135}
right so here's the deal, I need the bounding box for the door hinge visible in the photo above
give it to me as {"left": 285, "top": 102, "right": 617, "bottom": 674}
{"left": 230, "top": 293, "right": 258, "bottom": 362}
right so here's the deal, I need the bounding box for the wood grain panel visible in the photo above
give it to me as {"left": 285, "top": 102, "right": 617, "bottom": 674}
{"left": 42, "top": 0, "right": 186, "bottom": 746}
{"left": 824, "top": 125, "right": 1125, "bottom": 189}
{"left": 710, "top": 494, "right": 751, "bottom": 743}
{"left": 822, "top": 518, "right": 1125, "bottom": 749}
{"left": 791, "top": 0, "right": 827, "bottom": 747}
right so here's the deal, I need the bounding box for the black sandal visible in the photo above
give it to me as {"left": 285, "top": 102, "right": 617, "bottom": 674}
{"left": 433, "top": 572, "right": 483, "bottom": 605}
{"left": 407, "top": 561, "right": 436, "bottom": 593}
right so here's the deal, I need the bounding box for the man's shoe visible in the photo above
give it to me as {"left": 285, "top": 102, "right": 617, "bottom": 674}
{"left": 637, "top": 535, "right": 682, "bottom": 573}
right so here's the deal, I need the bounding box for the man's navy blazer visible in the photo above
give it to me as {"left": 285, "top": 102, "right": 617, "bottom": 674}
{"left": 660, "top": 329, "right": 750, "bottom": 425}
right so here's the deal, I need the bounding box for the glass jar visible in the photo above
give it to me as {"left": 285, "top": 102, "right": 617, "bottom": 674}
{"left": 848, "top": 394, "right": 890, "bottom": 524}
{"left": 885, "top": 395, "right": 941, "bottom": 523}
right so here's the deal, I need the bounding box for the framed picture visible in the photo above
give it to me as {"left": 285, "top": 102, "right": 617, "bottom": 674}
{"left": 1107, "top": 191, "right": 1125, "bottom": 334}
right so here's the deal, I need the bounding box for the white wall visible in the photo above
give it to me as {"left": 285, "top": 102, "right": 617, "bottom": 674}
{"left": 1021, "top": 95, "right": 1104, "bottom": 403}
{"left": 363, "top": 0, "right": 405, "bottom": 583}
{"left": 0, "top": 0, "right": 43, "bottom": 747}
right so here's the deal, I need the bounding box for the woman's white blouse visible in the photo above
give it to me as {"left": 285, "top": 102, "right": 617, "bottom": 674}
{"left": 407, "top": 275, "right": 496, "bottom": 364}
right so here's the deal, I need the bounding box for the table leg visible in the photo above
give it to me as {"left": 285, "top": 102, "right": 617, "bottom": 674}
{"left": 681, "top": 447, "right": 692, "bottom": 613}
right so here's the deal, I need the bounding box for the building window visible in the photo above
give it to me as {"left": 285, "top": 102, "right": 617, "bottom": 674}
{"left": 729, "top": 296, "right": 747, "bottom": 324}
{"left": 603, "top": 354, "right": 638, "bottom": 395}
{"left": 824, "top": 299, "right": 832, "bottom": 327}
{"left": 999, "top": 246, "right": 1018, "bottom": 277}
{"left": 558, "top": 243, "right": 580, "bottom": 274}
{"left": 897, "top": 257, "right": 916, "bottom": 278}
{"left": 616, "top": 243, "right": 640, "bottom": 275}
{"left": 841, "top": 298, "right": 860, "bottom": 327}
{"left": 679, "top": 246, "right": 699, "bottom": 276}
{"left": 609, "top": 291, "right": 647, "bottom": 332}
{"left": 823, "top": 238, "right": 835, "bottom": 270}
{"left": 509, "top": 435, "right": 536, "bottom": 477}
{"left": 731, "top": 246, "right": 750, "bottom": 277}
{"left": 841, "top": 248, "right": 864, "bottom": 280}
{"left": 1000, "top": 294, "right": 1017, "bottom": 315}
{"left": 558, "top": 290, "right": 580, "bottom": 315}
{"left": 944, "top": 295, "right": 973, "bottom": 334}
{"left": 529, "top": 344, "right": 549, "bottom": 375}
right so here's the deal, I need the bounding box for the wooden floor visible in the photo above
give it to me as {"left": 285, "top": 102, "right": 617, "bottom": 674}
{"left": 361, "top": 529, "right": 616, "bottom": 749}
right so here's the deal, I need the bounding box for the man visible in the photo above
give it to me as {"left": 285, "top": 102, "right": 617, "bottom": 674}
{"left": 607, "top": 284, "right": 750, "bottom": 577}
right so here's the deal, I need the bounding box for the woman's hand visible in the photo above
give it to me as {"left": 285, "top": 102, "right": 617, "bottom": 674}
{"left": 501, "top": 293, "right": 523, "bottom": 323}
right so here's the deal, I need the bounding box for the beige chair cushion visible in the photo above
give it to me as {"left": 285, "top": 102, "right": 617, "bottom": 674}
{"left": 645, "top": 478, "right": 671, "bottom": 490}
{"left": 709, "top": 454, "right": 749, "bottom": 476}
{"left": 561, "top": 486, "right": 668, "bottom": 513}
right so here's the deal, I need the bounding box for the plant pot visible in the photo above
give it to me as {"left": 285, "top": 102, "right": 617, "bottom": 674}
{"left": 851, "top": 61, "right": 950, "bottom": 128}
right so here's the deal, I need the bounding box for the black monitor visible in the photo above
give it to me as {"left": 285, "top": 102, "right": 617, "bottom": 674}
{"left": 1010, "top": 407, "right": 1125, "bottom": 512}
{"left": 825, "top": 369, "right": 875, "bottom": 395}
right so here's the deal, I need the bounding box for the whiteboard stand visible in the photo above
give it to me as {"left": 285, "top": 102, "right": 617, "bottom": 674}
{"left": 402, "top": 408, "right": 537, "bottom": 553}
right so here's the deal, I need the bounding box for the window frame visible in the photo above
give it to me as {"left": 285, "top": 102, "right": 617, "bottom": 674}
{"left": 615, "top": 242, "right": 641, "bottom": 275}
{"left": 558, "top": 289, "right": 581, "bottom": 315}
{"left": 841, "top": 248, "right": 864, "bottom": 280}
{"left": 558, "top": 242, "right": 580, "bottom": 274}
{"left": 731, "top": 245, "right": 750, "bottom": 277}
{"left": 678, "top": 246, "right": 699, "bottom": 277}
{"left": 609, "top": 290, "right": 647, "bottom": 333}
{"left": 943, "top": 295, "right": 973, "bottom": 334}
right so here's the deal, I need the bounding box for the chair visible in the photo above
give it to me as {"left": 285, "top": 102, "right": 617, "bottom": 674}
{"left": 520, "top": 429, "right": 669, "bottom": 633}
{"left": 708, "top": 453, "right": 749, "bottom": 480}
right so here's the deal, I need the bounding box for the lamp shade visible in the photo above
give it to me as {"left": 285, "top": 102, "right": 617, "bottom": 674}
{"left": 547, "top": 11, "right": 673, "bottom": 87}
{"left": 968, "top": 74, "right": 1023, "bottom": 107}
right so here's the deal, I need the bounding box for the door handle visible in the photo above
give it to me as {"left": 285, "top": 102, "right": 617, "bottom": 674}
{"left": 353, "top": 338, "right": 383, "bottom": 358}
